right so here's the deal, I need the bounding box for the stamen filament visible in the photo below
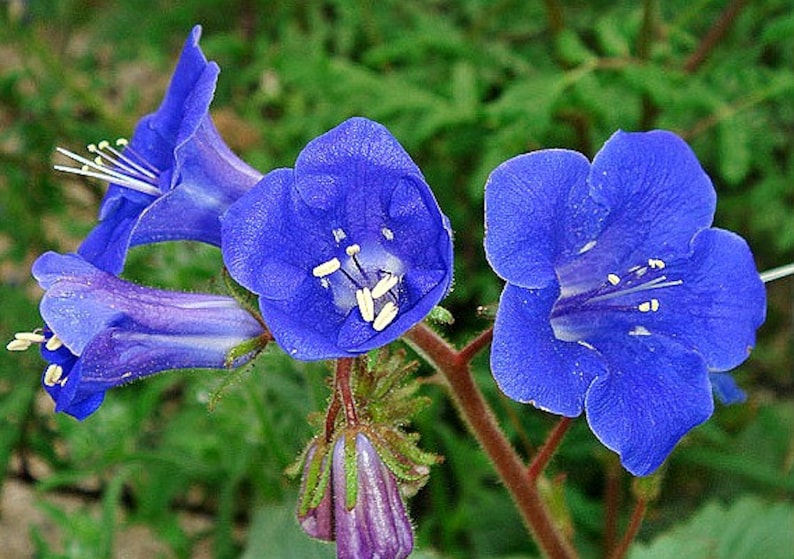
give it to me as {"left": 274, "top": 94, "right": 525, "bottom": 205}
{"left": 54, "top": 147, "right": 161, "bottom": 196}
{"left": 588, "top": 276, "right": 683, "bottom": 304}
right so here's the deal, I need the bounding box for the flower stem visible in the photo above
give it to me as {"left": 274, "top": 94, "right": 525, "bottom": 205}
{"left": 458, "top": 326, "right": 494, "bottom": 363}
{"left": 683, "top": 0, "right": 748, "bottom": 73}
{"left": 335, "top": 358, "right": 358, "bottom": 426}
{"left": 527, "top": 417, "right": 573, "bottom": 482}
{"left": 760, "top": 262, "right": 794, "bottom": 283}
{"left": 405, "top": 323, "right": 578, "bottom": 559}
{"left": 608, "top": 498, "right": 647, "bottom": 559}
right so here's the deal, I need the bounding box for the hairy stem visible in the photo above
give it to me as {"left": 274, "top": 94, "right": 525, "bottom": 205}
{"left": 528, "top": 417, "right": 573, "bottom": 482}
{"left": 335, "top": 358, "right": 358, "bottom": 426}
{"left": 405, "top": 323, "right": 578, "bottom": 559}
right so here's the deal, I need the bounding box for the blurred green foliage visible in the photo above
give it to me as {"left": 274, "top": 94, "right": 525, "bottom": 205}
{"left": 0, "top": 1, "right": 792, "bottom": 558}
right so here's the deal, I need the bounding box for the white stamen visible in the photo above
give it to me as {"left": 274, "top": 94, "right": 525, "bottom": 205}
{"left": 578, "top": 240, "right": 597, "bottom": 254}
{"left": 14, "top": 331, "right": 46, "bottom": 343}
{"left": 54, "top": 147, "right": 161, "bottom": 197}
{"left": 629, "top": 326, "right": 652, "bottom": 336}
{"left": 312, "top": 257, "right": 341, "bottom": 278}
{"left": 607, "top": 274, "right": 621, "bottom": 286}
{"left": 372, "top": 302, "right": 399, "bottom": 331}
{"left": 588, "top": 276, "right": 682, "bottom": 304}
{"left": 638, "top": 298, "right": 660, "bottom": 313}
{"left": 345, "top": 244, "right": 361, "bottom": 257}
{"left": 578, "top": 340, "right": 596, "bottom": 351}
{"left": 381, "top": 227, "right": 394, "bottom": 241}
{"left": 6, "top": 339, "right": 31, "bottom": 351}
{"left": 332, "top": 228, "right": 347, "bottom": 243}
{"left": 356, "top": 287, "right": 375, "bottom": 322}
{"left": 43, "top": 364, "right": 63, "bottom": 387}
{"left": 45, "top": 335, "right": 63, "bottom": 351}
{"left": 648, "top": 258, "right": 666, "bottom": 270}
{"left": 371, "top": 274, "right": 399, "bottom": 299}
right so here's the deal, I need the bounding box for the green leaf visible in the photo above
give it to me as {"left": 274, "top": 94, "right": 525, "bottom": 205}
{"left": 629, "top": 496, "right": 794, "bottom": 559}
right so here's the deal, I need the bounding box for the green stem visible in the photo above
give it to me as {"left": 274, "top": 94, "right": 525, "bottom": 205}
{"left": 405, "top": 323, "right": 578, "bottom": 559}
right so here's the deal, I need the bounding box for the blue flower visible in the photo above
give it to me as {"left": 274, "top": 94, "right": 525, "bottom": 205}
{"left": 298, "top": 434, "right": 414, "bottom": 559}
{"left": 26, "top": 251, "right": 266, "bottom": 420}
{"left": 56, "top": 25, "right": 262, "bottom": 274}
{"left": 484, "top": 130, "right": 766, "bottom": 475}
{"left": 221, "top": 117, "right": 454, "bottom": 360}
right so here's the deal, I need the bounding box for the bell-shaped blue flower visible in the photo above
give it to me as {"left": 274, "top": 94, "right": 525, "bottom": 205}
{"left": 297, "top": 434, "right": 414, "bottom": 559}
{"left": 56, "top": 25, "right": 262, "bottom": 274}
{"left": 221, "top": 117, "right": 454, "bottom": 360}
{"left": 29, "top": 251, "right": 266, "bottom": 420}
{"left": 484, "top": 130, "right": 766, "bottom": 476}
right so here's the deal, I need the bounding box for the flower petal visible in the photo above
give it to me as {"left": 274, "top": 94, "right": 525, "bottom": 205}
{"left": 484, "top": 149, "right": 595, "bottom": 289}
{"left": 709, "top": 372, "right": 747, "bottom": 405}
{"left": 491, "top": 283, "right": 604, "bottom": 417}
{"left": 580, "top": 228, "right": 766, "bottom": 372}
{"left": 585, "top": 335, "right": 714, "bottom": 476}
{"left": 560, "top": 130, "right": 716, "bottom": 289}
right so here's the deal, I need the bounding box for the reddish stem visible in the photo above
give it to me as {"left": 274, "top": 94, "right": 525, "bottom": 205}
{"left": 458, "top": 326, "right": 494, "bottom": 363}
{"left": 602, "top": 461, "right": 622, "bottom": 558}
{"left": 527, "top": 417, "right": 572, "bottom": 482}
{"left": 405, "top": 323, "right": 577, "bottom": 559}
{"left": 335, "top": 358, "right": 358, "bottom": 426}
{"left": 609, "top": 498, "right": 647, "bottom": 559}
{"left": 684, "top": 0, "right": 748, "bottom": 73}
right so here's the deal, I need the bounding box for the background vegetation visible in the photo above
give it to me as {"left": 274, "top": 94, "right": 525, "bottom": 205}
{"left": 1, "top": 1, "right": 792, "bottom": 557}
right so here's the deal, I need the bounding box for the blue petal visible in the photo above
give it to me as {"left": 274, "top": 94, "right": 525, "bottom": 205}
{"left": 484, "top": 149, "right": 596, "bottom": 289}
{"left": 710, "top": 372, "right": 747, "bottom": 405}
{"left": 491, "top": 283, "right": 604, "bottom": 417}
{"left": 581, "top": 229, "right": 766, "bottom": 372}
{"left": 558, "top": 130, "right": 717, "bottom": 292}
{"left": 585, "top": 335, "right": 714, "bottom": 476}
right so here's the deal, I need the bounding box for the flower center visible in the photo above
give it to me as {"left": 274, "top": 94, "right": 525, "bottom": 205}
{"left": 311, "top": 228, "right": 404, "bottom": 332}
{"left": 550, "top": 257, "right": 684, "bottom": 342}
{"left": 54, "top": 138, "right": 162, "bottom": 197}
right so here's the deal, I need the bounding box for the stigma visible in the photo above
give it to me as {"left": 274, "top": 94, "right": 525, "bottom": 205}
{"left": 54, "top": 138, "right": 162, "bottom": 197}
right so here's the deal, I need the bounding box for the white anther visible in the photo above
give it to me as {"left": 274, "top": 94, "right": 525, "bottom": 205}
{"left": 43, "top": 364, "right": 63, "bottom": 387}
{"left": 312, "top": 257, "right": 341, "bottom": 278}
{"left": 45, "top": 335, "right": 63, "bottom": 351}
{"left": 637, "top": 298, "right": 660, "bottom": 313}
{"left": 648, "top": 258, "right": 666, "bottom": 270}
{"left": 629, "top": 326, "right": 652, "bottom": 336}
{"left": 345, "top": 244, "right": 361, "bottom": 257}
{"left": 372, "top": 302, "right": 398, "bottom": 331}
{"left": 578, "top": 240, "right": 597, "bottom": 254}
{"left": 607, "top": 274, "right": 621, "bottom": 286}
{"left": 98, "top": 140, "right": 110, "bottom": 150}
{"left": 15, "top": 331, "right": 46, "bottom": 343}
{"left": 116, "top": 138, "right": 129, "bottom": 146}
{"left": 356, "top": 287, "right": 375, "bottom": 322}
{"left": 332, "top": 228, "right": 347, "bottom": 243}
{"left": 371, "top": 274, "right": 399, "bottom": 299}
{"left": 381, "top": 227, "right": 394, "bottom": 241}
{"left": 6, "top": 339, "right": 31, "bottom": 351}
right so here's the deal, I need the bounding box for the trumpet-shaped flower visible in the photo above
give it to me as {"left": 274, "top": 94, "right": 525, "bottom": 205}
{"left": 222, "top": 117, "right": 453, "bottom": 360}
{"left": 484, "top": 130, "right": 766, "bottom": 476}
{"left": 297, "top": 434, "right": 413, "bottom": 559}
{"left": 23, "top": 251, "right": 265, "bottom": 419}
{"left": 56, "top": 25, "right": 262, "bottom": 274}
